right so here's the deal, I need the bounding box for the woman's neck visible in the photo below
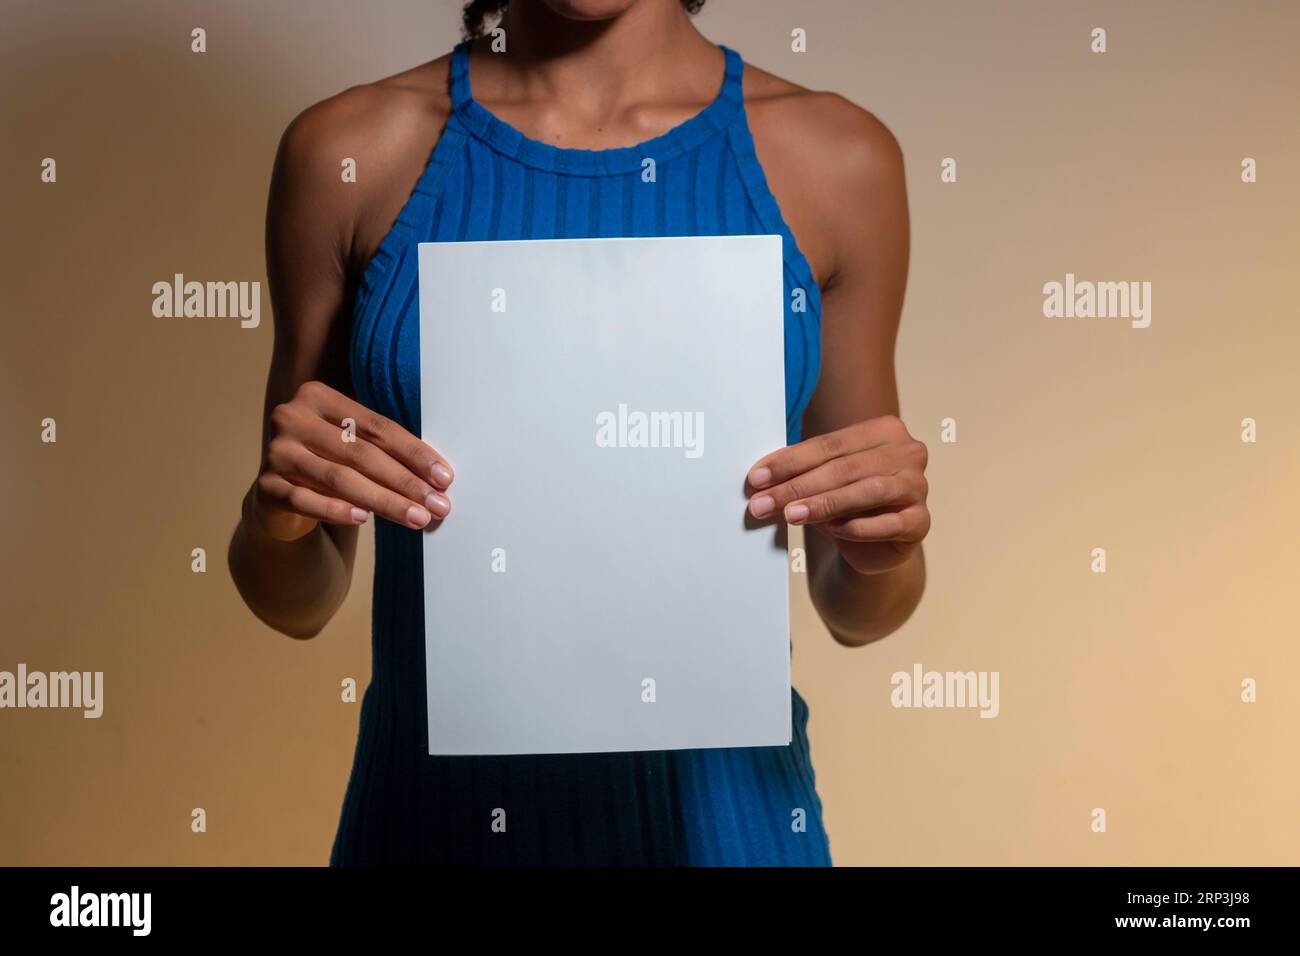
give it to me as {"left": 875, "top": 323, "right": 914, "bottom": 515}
{"left": 484, "top": 0, "right": 721, "bottom": 123}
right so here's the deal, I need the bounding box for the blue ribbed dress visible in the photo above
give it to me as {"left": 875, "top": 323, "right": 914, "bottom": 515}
{"left": 333, "top": 41, "right": 831, "bottom": 866}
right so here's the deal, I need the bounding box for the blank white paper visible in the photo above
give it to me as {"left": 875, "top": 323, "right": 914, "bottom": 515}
{"left": 418, "top": 235, "right": 790, "bottom": 756}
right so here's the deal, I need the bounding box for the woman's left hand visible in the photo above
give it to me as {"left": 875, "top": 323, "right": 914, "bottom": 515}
{"left": 746, "top": 415, "right": 931, "bottom": 576}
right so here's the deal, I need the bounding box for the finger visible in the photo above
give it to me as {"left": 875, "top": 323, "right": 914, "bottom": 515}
{"left": 292, "top": 410, "right": 450, "bottom": 519}
{"left": 748, "top": 448, "right": 891, "bottom": 519}
{"left": 747, "top": 416, "right": 906, "bottom": 490}
{"left": 826, "top": 504, "right": 930, "bottom": 543}
{"left": 257, "top": 472, "right": 368, "bottom": 526}
{"left": 296, "top": 381, "right": 454, "bottom": 488}
{"left": 783, "top": 475, "right": 913, "bottom": 526}
{"left": 275, "top": 439, "right": 437, "bottom": 529}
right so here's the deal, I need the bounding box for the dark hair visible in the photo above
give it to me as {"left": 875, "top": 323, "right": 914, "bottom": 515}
{"left": 462, "top": 0, "right": 706, "bottom": 40}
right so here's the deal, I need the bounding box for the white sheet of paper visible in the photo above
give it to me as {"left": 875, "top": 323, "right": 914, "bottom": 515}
{"left": 418, "top": 235, "right": 790, "bottom": 756}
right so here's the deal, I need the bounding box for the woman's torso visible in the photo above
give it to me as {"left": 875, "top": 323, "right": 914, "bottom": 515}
{"left": 332, "top": 41, "right": 832, "bottom": 865}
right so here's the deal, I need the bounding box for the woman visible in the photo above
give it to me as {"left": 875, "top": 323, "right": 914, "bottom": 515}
{"left": 229, "top": 0, "right": 930, "bottom": 865}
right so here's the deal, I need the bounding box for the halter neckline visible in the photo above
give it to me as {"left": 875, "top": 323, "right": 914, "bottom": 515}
{"left": 447, "top": 41, "right": 746, "bottom": 176}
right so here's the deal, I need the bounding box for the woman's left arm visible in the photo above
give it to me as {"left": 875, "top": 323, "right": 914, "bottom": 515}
{"left": 747, "top": 102, "right": 926, "bottom": 647}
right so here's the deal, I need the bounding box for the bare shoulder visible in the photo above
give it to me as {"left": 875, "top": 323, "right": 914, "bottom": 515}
{"left": 270, "top": 55, "right": 454, "bottom": 274}
{"left": 742, "top": 60, "right": 903, "bottom": 193}
{"left": 740, "top": 60, "right": 906, "bottom": 286}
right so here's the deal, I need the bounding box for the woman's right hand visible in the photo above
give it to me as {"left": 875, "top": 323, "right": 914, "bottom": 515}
{"left": 248, "top": 380, "right": 453, "bottom": 541}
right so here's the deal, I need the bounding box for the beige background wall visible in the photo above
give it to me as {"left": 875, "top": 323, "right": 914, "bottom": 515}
{"left": 2, "top": 0, "right": 1297, "bottom": 865}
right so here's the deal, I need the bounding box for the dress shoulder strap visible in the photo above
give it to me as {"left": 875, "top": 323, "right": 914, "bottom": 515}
{"left": 717, "top": 44, "right": 745, "bottom": 108}
{"left": 449, "top": 40, "right": 473, "bottom": 111}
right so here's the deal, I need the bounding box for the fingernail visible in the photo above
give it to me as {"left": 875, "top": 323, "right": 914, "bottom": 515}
{"left": 351, "top": 507, "right": 368, "bottom": 524}
{"left": 431, "top": 462, "right": 453, "bottom": 487}
{"left": 425, "top": 492, "right": 450, "bottom": 517}
{"left": 407, "top": 504, "right": 431, "bottom": 527}
{"left": 750, "top": 495, "right": 775, "bottom": 518}
{"left": 749, "top": 466, "right": 772, "bottom": 488}
{"left": 785, "top": 503, "right": 810, "bottom": 524}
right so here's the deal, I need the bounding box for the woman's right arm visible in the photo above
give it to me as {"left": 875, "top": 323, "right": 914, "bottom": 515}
{"left": 228, "top": 100, "right": 452, "bottom": 640}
